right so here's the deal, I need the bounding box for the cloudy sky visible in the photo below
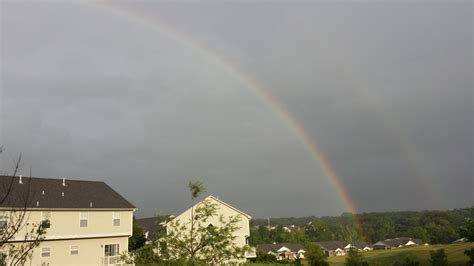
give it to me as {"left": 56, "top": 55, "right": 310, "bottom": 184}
{"left": 1, "top": 1, "right": 472, "bottom": 218}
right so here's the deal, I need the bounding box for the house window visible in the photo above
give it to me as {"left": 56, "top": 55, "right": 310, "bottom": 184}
{"left": 113, "top": 212, "right": 120, "bottom": 226}
{"left": 80, "top": 212, "right": 88, "bottom": 227}
{"left": 104, "top": 244, "right": 119, "bottom": 256}
{"left": 70, "top": 246, "right": 79, "bottom": 255}
{"left": 42, "top": 211, "right": 51, "bottom": 228}
{"left": 41, "top": 247, "right": 50, "bottom": 257}
{"left": 0, "top": 211, "right": 9, "bottom": 228}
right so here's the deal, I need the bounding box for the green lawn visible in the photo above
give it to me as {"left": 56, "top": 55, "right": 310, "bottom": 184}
{"left": 245, "top": 243, "right": 473, "bottom": 266}
{"left": 142, "top": 243, "right": 474, "bottom": 266}
{"left": 327, "top": 243, "right": 474, "bottom": 266}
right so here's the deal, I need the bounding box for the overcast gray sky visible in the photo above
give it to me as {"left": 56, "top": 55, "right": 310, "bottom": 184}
{"left": 1, "top": 1, "right": 472, "bottom": 218}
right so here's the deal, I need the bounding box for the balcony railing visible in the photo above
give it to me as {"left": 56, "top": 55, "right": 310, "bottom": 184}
{"left": 245, "top": 249, "right": 257, "bottom": 258}
{"left": 101, "top": 255, "right": 121, "bottom": 265}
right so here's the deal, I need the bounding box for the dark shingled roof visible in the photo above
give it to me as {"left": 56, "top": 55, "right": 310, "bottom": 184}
{"left": 0, "top": 176, "right": 135, "bottom": 209}
{"left": 374, "top": 237, "right": 423, "bottom": 248}
{"left": 353, "top": 240, "right": 371, "bottom": 249}
{"left": 136, "top": 217, "right": 165, "bottom": 240}
{"left": 316, "top": 241, "right": 347, "bottom": 251}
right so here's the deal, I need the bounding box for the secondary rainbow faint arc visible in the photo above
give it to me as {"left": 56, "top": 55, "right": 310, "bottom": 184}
{"left": 94, "top": 2, "right": 367, "bottom": 239}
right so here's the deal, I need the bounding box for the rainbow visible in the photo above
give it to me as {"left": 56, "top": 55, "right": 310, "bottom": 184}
{"left": 92, "top": 2, "right": 369, "bottom": 241}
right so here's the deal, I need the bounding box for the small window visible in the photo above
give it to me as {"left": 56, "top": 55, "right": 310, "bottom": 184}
{"left": 70, "top": 246, "right": 79, "bottom": 255}
{"left": 42, "top": 211, "right": 51, "bottom": 228}
{"left": 41, "top": 247, "right": 50, "bottom": 257}
{"left": 0, "top": 211, "right": 9, "bottom": 228}
{"left": 113, "top": 212, "right": 120, "bottom": 226}
{"left": 80, "top": 212, "right": 88, "bottom": 227}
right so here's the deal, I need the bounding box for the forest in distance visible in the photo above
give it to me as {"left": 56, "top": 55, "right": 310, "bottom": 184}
{"left": 248, "top": 207, "right": 473, "bottom": 245}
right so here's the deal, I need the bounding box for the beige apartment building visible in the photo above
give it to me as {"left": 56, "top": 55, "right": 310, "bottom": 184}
{"left": 0, "top": 175, "right": 135, "bottom": 265}
{"left": 167, "top": 195, "right": 254, "bottom": 262}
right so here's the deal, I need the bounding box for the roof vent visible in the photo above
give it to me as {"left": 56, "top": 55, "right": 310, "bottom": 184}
{"left": 42, "top": 190, "right": 45, "bottom": 195}
{"left": 62, "top": 177, "right": 66, "bottom": 187}
{"left": 36, "top": 201, "right": 39, "bottom": 207}
{"left": 19, "top": 175, "right": 23, "bottom": 184}
{"left": 90, "top": 202, "right": 93, "bottom": 207}
{"left": 61, "top": 192, "right": 64, "bottom": 197}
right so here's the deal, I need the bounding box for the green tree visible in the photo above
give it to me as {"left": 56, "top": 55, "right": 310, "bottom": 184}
{"left": 255, "top": 251, "right": 277, "bottom": 262}
{"left": 129, "top": 217, "right": 147, "bottom": 251}
{"left": 161, "top": 180, "right": 248, "bottom": 264}
{"left": 305, "top": 242, "right": 329, "bottom": 266}
{"left": 429, "top": 248, "right": 448, "bottom": 266}
{"left": 464, "top": 248, "right": 474, "bottom": 265}
{"left": 286, "top": 228, "right": 309, "bottom": 244}
{"left": 345, "top": 248, "right": 368, "bottom": 266}
{"left": 459, "top": 206, "right": 474, "bottom": 241}
{"left": 426, "top": 223, "right": 459, "bottom": 244}
{"left": 407, "top": 226, "right": 429, "bottom": 243}
{"left": 133, "top": 245, "right": 161, "bottom": 264}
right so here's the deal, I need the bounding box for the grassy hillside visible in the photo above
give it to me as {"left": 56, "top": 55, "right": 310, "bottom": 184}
{"left": 327, "top": 243, "right": 474, "bottom": 266}
{"left": 244, "top": 243, "right": 473, "bottom": 266}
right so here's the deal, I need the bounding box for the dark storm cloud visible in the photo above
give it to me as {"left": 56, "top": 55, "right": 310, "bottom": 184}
{"left": 1, "top": 1, "right": 472, "bottom": 218}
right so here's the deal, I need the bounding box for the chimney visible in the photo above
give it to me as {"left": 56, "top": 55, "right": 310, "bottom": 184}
{"left": 19, "top": 175, "right": 23, "bottom": 184}
{"left": 62, "top": 177, "right": 66, "bottom": 187}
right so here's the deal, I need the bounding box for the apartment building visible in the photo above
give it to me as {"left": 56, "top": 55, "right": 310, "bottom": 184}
{"left": 0, "top": 175, "right": 135, "bottom": 265}
{"left": 166, "top": 195, "right": 254, "bottom": 262}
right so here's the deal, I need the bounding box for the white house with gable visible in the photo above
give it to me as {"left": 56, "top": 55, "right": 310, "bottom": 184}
{"left": 166, "top": 195, "right": 254, "bottom": 262}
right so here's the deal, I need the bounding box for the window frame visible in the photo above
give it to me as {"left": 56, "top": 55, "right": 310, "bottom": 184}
{"left": 79, "top": 212, "right": 88, "bottom": 227}
{"left": 41, "top": 247, "right": 51, "bottom": 257}
{"left": 112, "top": 212, "right": 120, "bottom": 226}
{"left": 70, "top": 245, "right": 79, "bottom": 256}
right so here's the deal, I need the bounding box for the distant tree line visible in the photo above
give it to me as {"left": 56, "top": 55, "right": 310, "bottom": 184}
{"left": 249, "top": 207, "right": 473, "bottom": 245}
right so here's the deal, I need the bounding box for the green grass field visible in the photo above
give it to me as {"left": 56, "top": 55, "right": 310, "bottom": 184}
{"left": 245, "top": 243, "right": 474, "bottom": 266}
{"left": 327, "top": 243, "right": 474, "bottom": 266}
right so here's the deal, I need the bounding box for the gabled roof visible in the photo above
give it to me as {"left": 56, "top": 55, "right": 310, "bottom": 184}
{"left": 256, "top": 243, "right": 305, "bottom": 253}
{"left": 316, "top": 241, "right": 347, "bottom": 251}
{"left": 169, "top": 195, "right": 251, "bottom": 225}
{"left": 316, "top": 240, "right": 370, "bottom": 251}
{"left": 0, "top": 176, "right": 135, "bottom": 209}
{"left": 353, "top": 240, "right": 371, "bottom": 249}
{"left": 204, "top": 195, "right": 252, "bottom": 219}
{"left": 373, "top": 237, "right": 422, "bottom": 248}
{"left": 136, "top": 217, "right": 165, "bottom": 240}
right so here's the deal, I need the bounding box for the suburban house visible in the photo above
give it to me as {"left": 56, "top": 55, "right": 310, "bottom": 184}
{"left": 349, "top": 240, "right": 373, "bottom": 251}
{"left": 0, "top": 175, "right": 135, "bottom": 265}
{"left": 166, "top": 195, "right": 255, "bottom": 261}
{"left": 256, "top": 243, "right": 305, "bottom": 261}
{"left": 373, "top": 237, "right": 423, "bottom": 250}
{"left": 316, "top": 240, "right": 372, "bottom": 256}
{"left": 136, "top": 216, "right": 166, "bottom": 243}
